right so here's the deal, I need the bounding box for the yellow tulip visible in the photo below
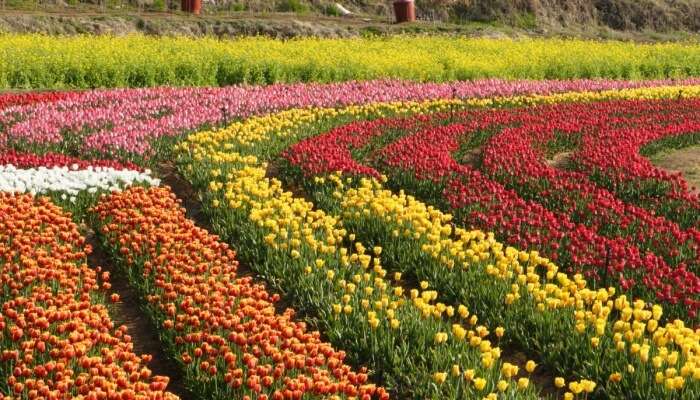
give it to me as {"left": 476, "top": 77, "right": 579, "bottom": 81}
{"left": 554, "top": 377, "right": 566, "bottom": 388}
{"left": 525, "top": 360, "right": 537, "bottom": 373}
{"left": 581, "top": 379, "right": 596, "bottom": 393}
{"left": 495, "top": 327, "right": 504, "bottom": 338}
{"left": 473, "top": 378, "right": 487, "bottom": 391}
{"left": 569, "top": 382, "right": 583, "bottom": 394}
{"left": 390, "top": 318, "right": 400, "bottom": 329}
{"left": 463, "top": 369, "right": 475, "bottom": 381}
{"left": 433, "top": 372, "right": 447, "bottom": 385}
{"left": 517, "top": 378, "right": 529, "bottom": 390}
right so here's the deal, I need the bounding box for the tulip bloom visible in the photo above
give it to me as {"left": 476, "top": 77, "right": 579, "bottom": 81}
{"left": 0, "top": 193, "right": 178, "bottom": 399}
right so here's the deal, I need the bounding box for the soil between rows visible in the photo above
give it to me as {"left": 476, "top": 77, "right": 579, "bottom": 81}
{"left": 157, "top": 161, "right": 297, "bottom": 317}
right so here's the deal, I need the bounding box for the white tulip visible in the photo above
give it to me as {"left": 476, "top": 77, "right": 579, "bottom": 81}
{"left": 0, "top": 165, "right": 159, "bottom": 195}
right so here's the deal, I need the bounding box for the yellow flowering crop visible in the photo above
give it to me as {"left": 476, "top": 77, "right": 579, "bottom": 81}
{"left": 4, "top": 34, "right": 700, "bottom": 89}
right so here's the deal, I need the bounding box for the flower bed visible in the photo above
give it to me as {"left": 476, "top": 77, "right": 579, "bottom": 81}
{"left": 175, "top": 104, "right": 552, "bottom": 398}
{"left": 0, "top": 193, "right": 177, "bottom": 399}
{"left": 6, "top": 79, "right": 700, "bottom": 399}
{"left": 4, "top": 35, "right": 700, "bottom": 89}
{"left": 572, "top": 121, "right": 700, "bottom": 230}
{"left": 178, "top": 89, "right": 700, "bottom": 399}
{"left": 282, "top": 98, "right": 700, "bottom": 321}
{"left": 2, "top": 79, "right": 698, "bottom": 158}
{"left": 92, "top": 186, "right": 392, "bottom": 400}
{"left": 0, "top": 91, "right": 82, "bottom": 109}
{"left": 0, "top": 150, "right": 142, "bottom": 171}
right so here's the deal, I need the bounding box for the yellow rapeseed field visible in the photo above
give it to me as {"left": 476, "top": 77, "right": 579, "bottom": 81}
{"left": 2, "top": 34, "right": 700, "bottom": 88}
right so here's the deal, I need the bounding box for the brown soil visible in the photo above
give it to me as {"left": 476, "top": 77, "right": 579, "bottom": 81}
{"left": 85, "top": 231, "right": 192, "bottom": 399}
{"left": 157, "top": 161, "right": 252, "bottom": 278}
{"left": 459, "top": 147, "right": 483, "bottom": 168}
{"left": 545, "top": 151, "right": 573, "bottom": 170}
{"left": 265, "top": 159, "right": 313, "bottom": 202}
{"left": 3, "top": 5, "right": 699, "bottom": 42}
{"left": 157, "top": 162, "right": 214, "bottom": 233}
{"left": 500, "top": 346, "right": 559, "bottom": 399}
{"left": 650, "top": 146, "right": 700, "bottom": 194}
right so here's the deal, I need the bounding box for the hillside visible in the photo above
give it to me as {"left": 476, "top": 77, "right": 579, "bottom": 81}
{"left": 0, "top": 0, "right": 699, "bottom": 40}
{"left": 327, "top": 0, "right": 700, "bottom": 33}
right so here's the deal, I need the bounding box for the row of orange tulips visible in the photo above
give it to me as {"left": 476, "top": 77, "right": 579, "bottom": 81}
{"left": 0, "top": 193, "right": 178, "bottom": 400}
{"left": 91, "top": 186, "right": 389, "bottom": 400}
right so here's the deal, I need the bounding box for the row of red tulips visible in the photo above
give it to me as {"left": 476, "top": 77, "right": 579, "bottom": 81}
{"left": 572, "top": 116, "right": 700, "bottom": 231}
{"left": 0, "top": 91, "right": 81, "bottom": 110}
{"left": 479, "top": 100, "right": 700, "bottom": 271}
{"left": 282, "top": 99, "right": 700, "bottom": 322}
{"left": 91, "top": 186, "right": 389, "bottom": 400}
{"left": 0, "top": 193, "right": 178, "bottom": 399}
{"left": 0, "top": 150, "right": 142, "bottom": 171}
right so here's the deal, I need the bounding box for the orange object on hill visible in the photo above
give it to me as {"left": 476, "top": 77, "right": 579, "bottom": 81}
{"left": 393, "top": 0, "right": 416, "bottom": 23}
{"left": 181, "top": 0, "right": 202, "bottom": 15}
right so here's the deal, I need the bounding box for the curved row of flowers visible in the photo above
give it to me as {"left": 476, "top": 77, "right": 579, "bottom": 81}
{"left": 0, "top": 151, "right": 142, "bottom": 171}
{"left": 175, "top": 104, "right": 553, "bottom": 397}
{"left": 290, "top": 174, "right": 700, "bottom": 400}
{"left": 572, "top": 120, "right": 700, "bottom": 231}
{"left": 176, "top": 90, "right": 700, "bottom": 399}
{"left": 0, "top": 165, "right": 159, "bottom": 196}
{"left": 174, "top": 163, "right": 542, "bottom": 398}
{"left": 0, "top": 193, "right": 178, "bottom": 399}
{"left": 0, "top": 151, "right": 160, "bottom": 219}
{"left": 283, "top": 98, "right": 700, "bottom": 320}
{"left": 478, "top": 100, "right": 700, "bottom": 271}
{"left": 2, "top": 78, "right": 700, "bottom": 158}
{"left": 181, "top": 86, "right": 700, "bottom": 321}
{"left": 0, "top": 90, "right": 82, "bottom": 109}
{"left": 92, "top": 186, "right": 391, "bottom": 400}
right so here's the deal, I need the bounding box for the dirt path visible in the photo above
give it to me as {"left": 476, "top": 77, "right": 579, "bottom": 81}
{"left": 458, "top": 147, "right": 482, "bottom": 168}
{"left": 650, "top": 146, "right": 700, "bottom": 194}
{"left": 157, "top": 162, "right": 216, "bottom": 234}
{"left": 156, "top": 161, "right": 325, "bottom": 333}
{"left": 0, "top": 8, "right": 384, "bottom": 25}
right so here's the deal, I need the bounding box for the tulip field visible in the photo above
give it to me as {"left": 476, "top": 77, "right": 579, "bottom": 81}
{"left": 2, "top": 73, "right": 700, "bottom": 400}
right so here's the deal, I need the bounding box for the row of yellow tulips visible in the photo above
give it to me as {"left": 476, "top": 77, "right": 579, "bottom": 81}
{"left": 177, "top": 151, "right": 540, "bottom": 399}
{"left": 298, "top": 174, "right": 700, "bottom": 399}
